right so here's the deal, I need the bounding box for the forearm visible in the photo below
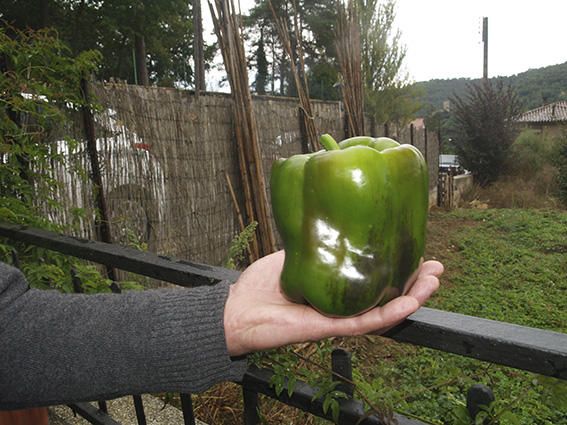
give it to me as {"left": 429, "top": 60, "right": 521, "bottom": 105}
{"left": 0, "top": 264, "right": 247, "bottom": 409}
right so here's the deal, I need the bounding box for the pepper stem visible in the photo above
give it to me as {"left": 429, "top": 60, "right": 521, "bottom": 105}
{"left": 320, "top": 134, "right": 340, "bottom": 151}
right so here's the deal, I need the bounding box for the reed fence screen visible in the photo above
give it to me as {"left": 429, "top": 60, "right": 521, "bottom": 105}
{"left": 47, "top": 82, "right": 439, "bottom": 266}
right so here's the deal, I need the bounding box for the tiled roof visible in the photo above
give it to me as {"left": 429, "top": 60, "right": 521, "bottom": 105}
{"left": 515, "top": 101, "right": 567, "bottom": 123}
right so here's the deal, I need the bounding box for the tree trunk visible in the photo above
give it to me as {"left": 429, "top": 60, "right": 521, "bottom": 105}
{"left": 270, "top": 35, "right": 275, "bottom": 94}
{"left": 279, "top": 56, "right": 286, "bottom": 95}
{"left": 39, "top": 0, "right": 49, "bottom": 27}
{"left": 134, "top": 35, "right": 149, "bottom": 86}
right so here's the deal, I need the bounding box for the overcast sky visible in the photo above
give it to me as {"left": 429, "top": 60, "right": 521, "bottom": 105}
{"left": 203, "top": 0, "right": 567, "bottom": 87}
{"left": 396, "top": 0, "right": 567, "bottom": 82}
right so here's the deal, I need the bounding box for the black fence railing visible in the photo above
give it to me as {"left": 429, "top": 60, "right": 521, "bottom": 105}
{"left": 1, "top": 222, "right": 566, "bottom": 425}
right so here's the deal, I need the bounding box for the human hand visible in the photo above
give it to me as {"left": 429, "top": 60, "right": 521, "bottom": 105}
{"left": 224, "top": 251, "right": 443, "bottom": 356}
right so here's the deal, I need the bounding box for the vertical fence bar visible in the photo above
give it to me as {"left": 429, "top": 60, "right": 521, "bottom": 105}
{"left": 132, "top": 395, "right": 147, "bottom": 425}
{"left": 179, "top": 393, "right": 196, "bottom": 425}
{"left": 243, "top": 387, "right": 260, "bottom": 425}
{"left": 97, "top": 401, "right": 108, "bottom": 414}
{"left": 71, "top": 269, "right": 84, "bottom": 293}
{"left": 466, "top": 384, "right": 494, "bottom": 421}
{"left": 331, "top": 348, "right": 354, "bottom": 397}
{"left": 11, "top": 249, "right": 20, "bottom": 268}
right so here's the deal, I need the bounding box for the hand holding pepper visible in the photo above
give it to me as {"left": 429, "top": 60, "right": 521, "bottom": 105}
{"left": 224, "top": 250, "right": 443, "bottom": 356}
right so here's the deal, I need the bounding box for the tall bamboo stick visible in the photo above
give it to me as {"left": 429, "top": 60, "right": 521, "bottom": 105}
{"left": 209, "top": 0, "right": 277, "bottom": 258}
{"left": 336, "top": 0, "right": 364, "bottom": 137}
{"left": 269, "top": 0, "right": 320, "bottom": 152}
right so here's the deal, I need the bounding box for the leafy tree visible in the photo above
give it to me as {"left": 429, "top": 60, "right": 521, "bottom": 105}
{"left": 0, "top": 26, "right": 127, "bottom": 291}
{"left": 254, "top": 29, "right": 269, "bottom": 94}
{"left": 308, "top": 61, "right": 341, "bottom": 100}
{"left": 245, "top": 0, "right": 338, "bottom": 97}
{"left": 358, "top": 0, "right": 417, "bottom": 125}
{"left": 245, "top": 0, "right": 289, "bottom": 95}
{"left": 98, "top": 0, "right": 195, "bottom": 86}
{"left": 0, "top": 25, "right": 100, "bottom": 223}
{"left": 451, "top": 80, "right": 522, "bottom": 186}
{"left": 0, "top": 0, "right": 202, "bottom": 87}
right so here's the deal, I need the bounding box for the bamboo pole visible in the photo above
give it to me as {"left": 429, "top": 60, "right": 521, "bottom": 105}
{"left": 336, "top": 0, "right": 364, "bottom": 137}
{"left": 209, "top": 0, "right": 277, "bottom": 258}
{"left": 269, "top": 0, "right": 320, "bottom": 152}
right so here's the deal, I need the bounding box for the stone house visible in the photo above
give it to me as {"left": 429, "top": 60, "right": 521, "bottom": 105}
{"left": 515, "top": 101, "right": 567, "bottom": 139}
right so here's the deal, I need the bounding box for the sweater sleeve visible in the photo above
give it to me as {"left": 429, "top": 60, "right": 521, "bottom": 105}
{"left": 0, "top": 262, "right": 248, "bottom": 410}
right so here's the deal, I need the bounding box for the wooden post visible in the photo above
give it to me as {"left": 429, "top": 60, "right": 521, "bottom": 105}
{"left": 193, "top": 0, "right": 206, "bottom": 94}
{"left": 298, "top": 107, "right": 311, "bottom": 154}
{"left": 482, "top": 17, "right": 488, "bottom": 80}
{"left": 424, "top": 127, "right": 429, "bottom": 163}
{"left": 80, "top": 78, "right": 119, "bottom": 289}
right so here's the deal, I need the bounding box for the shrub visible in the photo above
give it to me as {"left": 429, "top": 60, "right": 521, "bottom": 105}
{"left": 507, "top": 129, "right": 555, "bottom": 177}
{"left": 451, "top": 80, "right": 522, "bottom": 186}
{"left": 555, "top": 134, "right": 567, "bottom": 206}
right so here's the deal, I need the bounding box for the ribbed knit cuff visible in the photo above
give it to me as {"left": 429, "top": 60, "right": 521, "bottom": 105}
{"left": 145, "top": 281, "right": 248, "bottom": 393}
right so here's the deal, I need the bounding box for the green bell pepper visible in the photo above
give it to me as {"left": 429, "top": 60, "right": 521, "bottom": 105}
{"left": 270, "top": 134, "right": 428, "bottom": 317}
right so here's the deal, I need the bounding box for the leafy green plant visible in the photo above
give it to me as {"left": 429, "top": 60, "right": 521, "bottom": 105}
{"left": 0, "top": 26, "right": 100, "bottom": 224}
{"left": 449, "top": 398, "right": 521, "bottom": 425}
{"left": 508, "top": 129, "right": 555, "bottom": 177}
{"left": 0, "top": 26, "right": 144, "bottom": 295}
{"left": 555, "top": 133, "right": 567, "bottom": 206}
{"left": 225, "top": 221, "right": 258, "bottom": 269}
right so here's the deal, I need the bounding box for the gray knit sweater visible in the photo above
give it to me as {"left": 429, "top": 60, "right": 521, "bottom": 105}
{"left": 0, "top": 262, "right": 248, "bottom": 409}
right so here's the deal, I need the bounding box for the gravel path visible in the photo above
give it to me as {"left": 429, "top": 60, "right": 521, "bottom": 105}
{"left": 48, "top": 394, "right": 207, "bottom": 425}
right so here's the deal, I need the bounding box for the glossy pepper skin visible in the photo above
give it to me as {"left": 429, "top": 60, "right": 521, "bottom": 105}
{"left": 270, "top": 134, "right": 428, "bottom": 317}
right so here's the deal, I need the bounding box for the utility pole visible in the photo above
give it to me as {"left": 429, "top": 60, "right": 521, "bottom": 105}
{"left": 482, "top": 17, "right": 488, "bottom": 80}
{"left": 193, "top": 0, "right": 206, "bottom": 95}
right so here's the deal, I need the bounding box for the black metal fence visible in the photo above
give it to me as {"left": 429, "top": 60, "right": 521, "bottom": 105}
{"left": 1, "top": 222, "right": 566, "bottom": 425}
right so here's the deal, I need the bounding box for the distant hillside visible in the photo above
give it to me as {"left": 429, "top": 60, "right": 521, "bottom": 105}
{"left": 414, "top": 61, "right": 567, "bottom": 114}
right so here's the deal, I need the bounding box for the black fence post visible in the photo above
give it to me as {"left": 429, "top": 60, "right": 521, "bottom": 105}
{"left": 71, "top": 268, "right": 84, "bottom": 293}
{"left": 179, "top": 393, "right": 196, "bottom": 425}
{"left": 466, "top": 384, "right": 495, "bottom": 422}
{"left": 331, "top": 348, "right": 354, "bottom": 397}
{"left": 11, "top": 249, "right": 20, "bottom": 269}
{"left": 243, "top": 387, "right": 260, "bottom": 425}
{"left": 132, "top": 395, "right": 147, "bottom": 425}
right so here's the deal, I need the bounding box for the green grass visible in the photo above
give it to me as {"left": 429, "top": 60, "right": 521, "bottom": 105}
{"left": 355, "top": 208, "right": 567, "bottom": 425}
{"left": 432, "top": 208, "right": 566, "bottom": 331}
